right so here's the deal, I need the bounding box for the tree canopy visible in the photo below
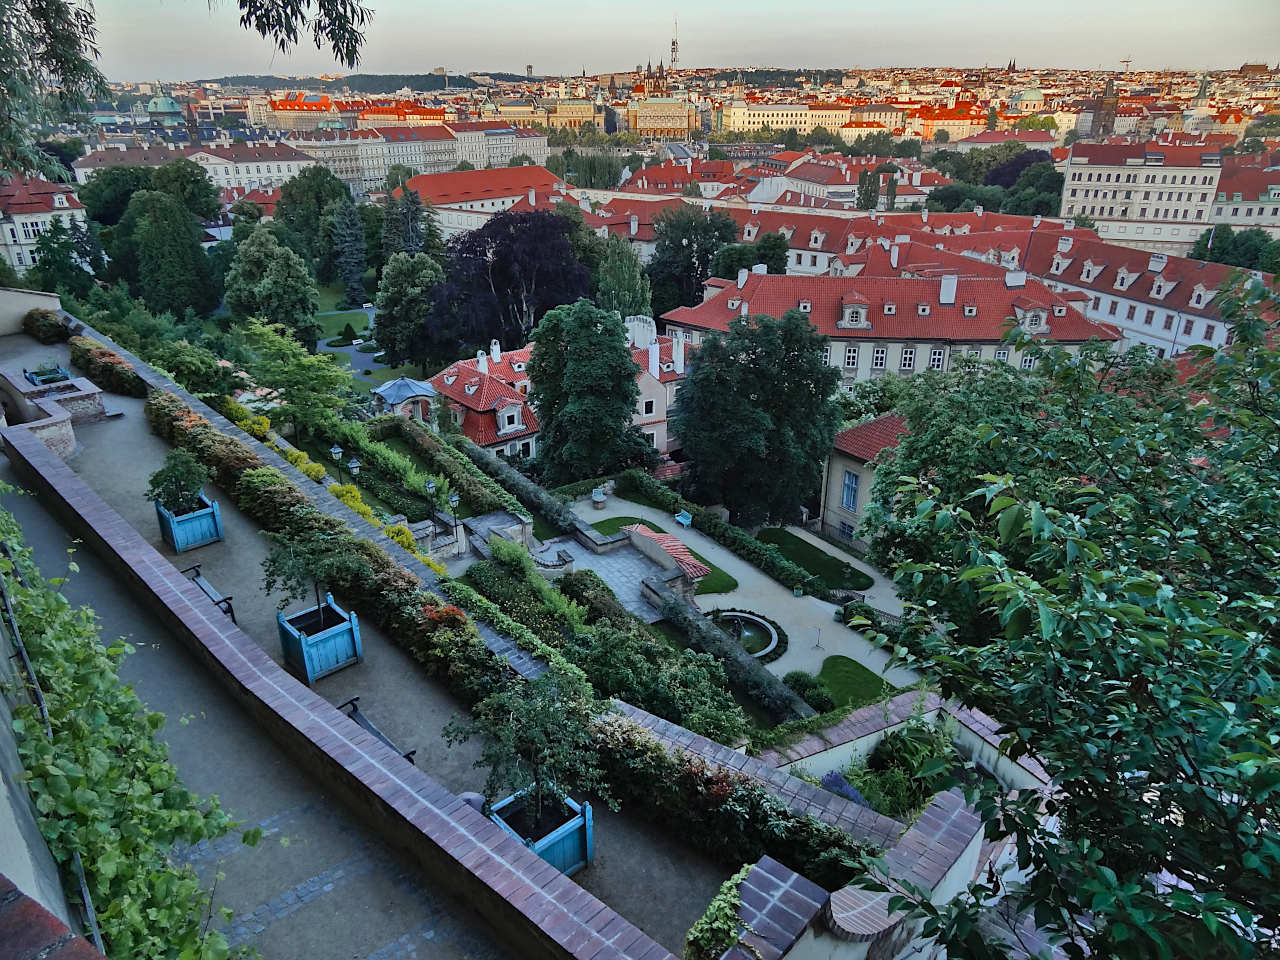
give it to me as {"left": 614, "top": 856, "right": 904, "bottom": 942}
{"left": 224, "top": 226, "right": 320, "bottom": 346}
{"left": 372, "top": 252, "right": 444, "bottom": 372}
{"left": 672, "top": 310, "right": 840, "bottom": 526}
{"left": 275, "top": 165, "right": 350, "bottom": 261}
{"left": 1189, "top": 225, "right": 1280, "bottom": 274}
{"left": 595, "top": 234, "right": 652, "bottom": 318}
{"left": 150, "top": 157, "right": 220, "bottom": 220}
{"left": 646, "top": 205, "right": 738, "bottom": 317}
{"left": 528, "top": 299, "right": 653, "bottom": 485}
{"left": 712, "top": 231, "right": 789, "bottom": 278}
{"left": 109, "top": 190, "right": 216, "bottom": 316}
{"left": 80, "top": 166, "right": 156, "bottom": 226}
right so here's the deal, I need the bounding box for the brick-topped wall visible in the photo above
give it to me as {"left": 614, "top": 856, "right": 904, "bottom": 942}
{"left": 725, "top": 857, "right": 827, "bottom": 960}
{"left": 615, "top": 702, "right": 903, "bottom": 850}
{"left": 0, "top": 872, "right": 104, "bottom": 960}
{"left": 759, "top": 691, "right": 941, "bottom": 770}
{"left": 1, "top": 426, "right": 672, "bottom": 960}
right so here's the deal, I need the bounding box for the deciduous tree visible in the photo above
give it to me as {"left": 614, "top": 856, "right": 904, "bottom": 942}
{"left": 595, "top": 235, "right": 652, "bottom": 317}
{"left": 275, "top": 165, "right": 349, "bottom": 261}
{"left": 80, "top": 166, "right": 155, "bottom": 226}
{"left": 373, "top": 252, "right": 444, "bottom": 372}
{"left": 224, "top": 226, "right": 320, "bottom": 347}
{"left": 645, "top": 205, "right": 738, "bottom": 316}
{"left": 150, "top": 157, "right": 220, "bottom": 219}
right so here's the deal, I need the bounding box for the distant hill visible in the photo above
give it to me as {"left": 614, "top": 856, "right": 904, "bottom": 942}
{"left": 208, "top": 73, "right": 479, "bottom": 92}
{"left": 709, "top": 68, "right": 848, "bottom": 87}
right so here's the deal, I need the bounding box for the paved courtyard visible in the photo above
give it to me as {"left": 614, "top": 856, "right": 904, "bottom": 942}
{"left": 535, "top": 535, "right": 666, "bottom": 623}
{"left": 574, "top": 495, "right": 921, "bottom": 688}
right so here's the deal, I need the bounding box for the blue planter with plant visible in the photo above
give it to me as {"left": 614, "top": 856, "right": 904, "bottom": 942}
{"left": 276, "top": 592, "right": 362, "bottom": 686}
{"left": 490, "top": 786, "right": 593, "bottom": 876}
{"left": 148, "top": 450, "right": 224, "bottom": 552}
{"left": 24, "top": 363, "right": 70, "bottom": 386}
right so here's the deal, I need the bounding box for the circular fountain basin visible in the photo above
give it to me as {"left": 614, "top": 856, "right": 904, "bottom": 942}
{"left": 715, "top": 611, "right": 779, "bottom": 658}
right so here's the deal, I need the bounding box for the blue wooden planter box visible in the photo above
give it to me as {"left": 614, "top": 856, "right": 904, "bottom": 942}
{"left": 278, "top": 593, "right": 363, "bottom": 686}
{"left": 155, "top": 494, "right": 224, "bottom": 552}
{"left": 24, "top": 366, "right": 70, "bottom": 386}
{"left": 490, "top": 787, "right": 593, "bottom": 876}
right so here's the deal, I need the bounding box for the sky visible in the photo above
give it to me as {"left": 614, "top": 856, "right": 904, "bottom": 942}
{"left": 99, "top": 0, "right": 1280, "bottom": 81}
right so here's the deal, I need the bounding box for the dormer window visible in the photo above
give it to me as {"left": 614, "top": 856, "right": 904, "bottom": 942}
{"left": 1114, "top": 269, "right": 1133, "bottom": 290}
{"left": 1020, "top": 311, "right": 1049, "bottom": 333}
{"left": 727, "top": 297, "right": 741, "bottom": 309}
{"left": 779, "top": 227, "right": 794, "bottom": 240}
{"left": 809, "top": 230, "right": 824, "bottom": 248}
{"left": 963, "top": 305, "right": 978, "bottom": 317}
{"left": 883, "top": 302, "right": 896, "bottom": 315}
{"left": 744, "top": 225, "right": 758, "bottom": 241}
{"left": 917, "top": 303, "right": 930, "bottom": 317}
{"left": 464, "top": 381, "right": 479, "bottom": 395}
{"left": 1053, "top": 304, "right": 1067, "bottom": 317}
{"left": 1151, "top": 280, "right": 1166, "bottom": 299}
{"left": 798, "top": 300, "right": 812, "bottom": 313}
{"left": 838, "top": 303, "right": 871, "bottom": 329}
{"left": 444, "top": 374, "right": 457, "bottom": 386}
{"left": 1081, "top": 260, "right": 1102, "bottom": 282}
{"left": 53, "top": 194, "right": 67, "bottom": 208}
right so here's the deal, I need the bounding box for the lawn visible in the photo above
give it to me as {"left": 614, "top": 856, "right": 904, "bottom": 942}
{"left": 817, "top": 655, "right": 893, "bottom": 709}
{"left": 757, "top": 528, "right": 874, "bottom": 591}
{"left": 315, "top": 282, "right": 345, "bottom": 313}
{"left": 532, "top": 514, "right": 561, "bottom": 542}
{"left": 590, "top": 516, "right": 738, "bottom": 595}
{"left": 319, "top": 310, "right": 370, "bottom": 340}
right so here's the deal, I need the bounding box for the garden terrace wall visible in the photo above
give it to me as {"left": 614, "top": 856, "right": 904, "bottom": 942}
{"left": 1, "top": 424, "right": 673, "bottom": 960}
{"left": 0, "top": 369, "right": 108, "bottom": 460}
{"left": 723, "top": 857, "right": 827, "bottom": 960}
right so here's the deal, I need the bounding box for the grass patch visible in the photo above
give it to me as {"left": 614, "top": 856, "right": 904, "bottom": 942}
{"left": 379, "top": 434, "right": 477, "bottom": 519}
{"left": 315, "top": 282, "right": 345, "bottom": 313}
{"left": 318, "top": 310, "right": 370, "bottom": 340}
{"left": 590, "top": 516, "right": 737, "bottom": 595}
{"left": 817, "top": 655, "right": 893, "bottom": 709}
{"left": 531, "top": 514, "right": 561, "bottom": 542}
{"left": 757, "top": 528, "right": 874, "bottom": 592}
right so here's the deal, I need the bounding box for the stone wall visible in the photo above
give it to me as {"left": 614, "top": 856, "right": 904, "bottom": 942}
{"left": 0, "top": 288, "right": 61, "bottom": 337}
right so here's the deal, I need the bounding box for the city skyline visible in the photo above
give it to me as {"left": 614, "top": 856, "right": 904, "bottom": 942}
{"left": 100, "top": 0, "right": 1279, "bottom": 82}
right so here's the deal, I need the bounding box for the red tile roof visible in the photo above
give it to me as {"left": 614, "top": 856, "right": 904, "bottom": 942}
{"left": 622, "top": 523, "right": 710, "bottom": 580}
{"left": 427, "top": 353, "right": 539, "bottom": 447}
{"left": 0, "top": 176, "right": 83, "bottom": 216}
{"left": 834, "top": 414, "right": 908, "bottom": 462}
{"left": 398, "top": 166, "right": 561, "bottom": 205}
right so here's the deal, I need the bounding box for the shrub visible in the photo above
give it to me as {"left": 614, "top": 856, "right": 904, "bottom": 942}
{"left": 451, "top": 437, "right": 574, "bottom": 528}
{"left": 217, "top": 396, "right": 254, "bottom": 423}
{"left": 846, "top": 716, "right": 955, "bottom": 820}
{"left": 685, "top": 865, "right": 753, "bottom": 960}
{"left": 558, "top": 569, "right": 632, "bottom": 625}
{"left": 68, "top": 335, "right": 147, "bottom": 396}
{"left": 301, "top": 461, "right": 327, "bottom": 483}
{"left": 783, "top": 671, "right": 837, "bottom": 713}
{"left": 233, "top": 466, "right": 311, "bottom": 530}
{"left": 235, "top": 414, "right": 271, "bottom": 440}
{"left": 146, "top": 448, "right": 211, "bottom": 515}
{"left": 552, "top": 476, "right": 616, "bottom": 501}
{"left": 393, "top": 417, "right": 526, "bottom": 517}
{"left": 22, "top": 307, "right": 68, "bottom": 344}
{"left": 329, "top": 482, "right": 378, "bottom": 525}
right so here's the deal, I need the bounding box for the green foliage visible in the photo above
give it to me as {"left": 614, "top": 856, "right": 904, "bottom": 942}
{"left": 275, "top": 165, "right": 350, "bottom": 262}
{"left": 529, "top": 299, "right": 654, "bottom": 485}
{"left": 0, "top": 510, "right": 242, "bottom": 960}
{"left": 445, "top": 666, "right": 610, "bottom": 830}
{"left": 390, "top": 418, "right": 526, "bottom": 517}
{"left": 109, "top": 190, "right": 216, "bottom": 317}
{"left": 1188, "top": 224, "right": 1280, "bottom": 273}
{"left": 672, "top": 310, "right": 840, "bottom": 526}
{"left": 595, "top": 234, "right": 652, "bottom": 317}
{"left": 231, "top": 318, "right": 351, "bottom": 432}
{"left": 684, "top": 864, "right": 753, "bottom": 960}
{"left": 149, "top": 157, "right": 219, "bottom": 220}
{"left": 224, "top": 226, "right": 321, "bottom": 346}
{"left": 383, "top": 163, "right": 417, "bottom": 193}
{"left": 67, "top": 335, "right": 147, "bottom": 396}
{"left": 323, "top": 195, "right": 367, "bottom": 308}
{"left": 22, "top": 307, "right": 68, "bottom": 344}
{"left": 373, "top": 251, "right": 443, "bottom": 369}
{"left": 782, "top": 670, "right": 836, "bottom": 713}
{"left": 846, "top": 715, "right": 954, "bottom": 820}
{"left": 646, "top": 205, "right": 738, "bottom": 316}
{"left": 544, "top": 149, "right": 625, "bottom": 189}
{"left": 712, "top": 230, "right": 788, "bottom": 278}
{"left": 755, "top": 527, "right": 873, "bottom": 591}
{"left": 27, "top": 217, "right": 97, "bottom": 298}
{"left": 146, "top": 448, "right": 211, "bottom": 515}
{"left": 863, "top": 281, "right": 1280, "bottom": 957}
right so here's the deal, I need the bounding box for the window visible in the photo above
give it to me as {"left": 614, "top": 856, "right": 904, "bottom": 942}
{"left": 1021, "top": 355, "right": 1036, "bottom": 370}
{"left": 643, "top": 399, "right": 655, "bottom": 416}
{"left": 871, "top": 346, "right": 886, "bottom": 369}
{"left": 1183, "top": 318, "right": 1194, "bottom": 336}
{"left": 1144, "top": 309, "right": 1154, "bottom": 326}
{"left": 1163, "top": 314, "right": 1174, "bottom": 331}
{"left": 844, "top": 345, "right": 858, "bottom": 368}
{"left": 1108, "top": 300, "right": 1118, "bottom": 316}
{"left": 929, "top": 348, "right": 945, "bottom": 370}
{"left": 900, "top": 348, "right": 915, "bottom": 370}
{"left": 644, "top": 431, "right": 656, "bottom": 447}
{"left": 505, "top": 413, "right": 517, "bottom": 427}
{"left": 883, "top": 302, "right": 896, "bottom": 315}
{"left": 838, "top": 520, "right": 856, "bottom": 541}
{"left": 822, "top": 344, "right": 830, "bottom": 364}
{"left": 917, "top": 304, "right": 930, "bottom": 316}
{"left": 1125, "top": 304, "right": 1136, "bottom": 321}
{"left": 521, "top": 441, "right": 532, "bottom": 457}
{"left": 842, "top": 470, "right": 859, "bottom": 511}
{"left": 995, "top": 348, "right": 1009, "bottom": 362}
{"left": 1204, "top": 324, "right": 1215, "bottom": 341}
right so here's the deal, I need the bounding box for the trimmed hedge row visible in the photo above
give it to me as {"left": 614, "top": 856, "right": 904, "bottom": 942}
{"left": 314, "top": 417, "right": 439, "bottom": 523}
{"left": 660, "top": 595, "right": 813, "bottom": 724}
{"left": 22, "top": 307, "right": 68, "bottom": 344}
{"left": 392, "top": 418, "right": 529, "bottom": 519}
{"left": 68, "top": 335, "right": 148, "bottom": 397}
{"left": 551, "top": 475, "right": 618, "bottom": 501}
{"left": 615, "top": 470, "right": 828, "bottom": 599}
{"left": 450, "top": 436, "right": 576, "bottom": 529}
{"left": 558, "top": 569, "right": 634, "bottom": 626}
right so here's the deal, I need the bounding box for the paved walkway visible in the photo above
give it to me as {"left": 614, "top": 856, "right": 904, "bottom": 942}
{"left": 781, "top": 525, "right": 903, "bottom": 614}
{"left": 36, "top": 392, "right": 725, "bottom": 954}
{"left": 575, "top": 496, "right": 920, "bottom": 688}
{"left": 535, "top": 536, "right": 666, "bottom": 623}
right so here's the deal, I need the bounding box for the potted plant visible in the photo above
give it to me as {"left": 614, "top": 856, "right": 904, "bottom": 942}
{"left": 444, "top": 667, "right": 609, "bottom": 876}
{"left": 23, "top": 356, "right": 71, "bottom": 387}
{"left": 147, "top": 449, "right": 224, "bottom": 551}
{"left": 263, "top": 510, "right": 371, "bottom": 685}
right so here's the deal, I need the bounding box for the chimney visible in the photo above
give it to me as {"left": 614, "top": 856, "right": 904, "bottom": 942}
{"left": 921, "top": 209, "right": 929, "bottom": 222}
{"left": 1003, "top": 270, "right": 1027, "bottom": 289}
{"left": 527, "top": 187, "right": 536, "bottom": 205}
{"left": 751, "top": 263, "right": 767, "bottom": 274}
{"left": 1148, "top": 252, "right": 1168, "bottom": 273}
{"left": 579, "top": 195, "right": 591, "bottom": 212}
{"left": 890, "top": 245, "right": 899, "bottom": 268}
{"left": 629, "top": 214, "right": 638, "bottom": 236}
{"left": 939, "top": 273, "right": 958, "bottom": 305}
{"left": 648, "top": 340, "right": 660, "bottom": 379}
{"left": 1057, "top": 235, "right": 1073, "bottom": 253}
{"left": 973, "top": 204, "right": 984, "bottom": 216}
{"left": 1032, "top": 214, "right": 1042, "bottom": 228}
{"left": 737, "top": 267, "right": 749, "bottom": 289}
{"left": 490, "top": 339, "right": 502, "bottom": 363}
{"left": 476, "top": 349, "right": 489, "bottom": 374}
{"left": 673, "top": 336, "right": 685, "bottom": 374}
{"left": 740, "top": 301, "right": 749, "bottom": 316}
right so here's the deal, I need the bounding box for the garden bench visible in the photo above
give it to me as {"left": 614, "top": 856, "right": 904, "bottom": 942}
{"left": 337, "top": 697, "right": 416, "bottom": 764}
{"left": 674, "top": 509, "right": 693, "bottom": 528}
{"left": 179, "top": 563, "right": 236, "bottom": 624}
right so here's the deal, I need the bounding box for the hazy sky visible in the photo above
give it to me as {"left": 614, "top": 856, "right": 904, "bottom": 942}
{"left": 99, "top": 0, "right": 1279, "bottom": 81}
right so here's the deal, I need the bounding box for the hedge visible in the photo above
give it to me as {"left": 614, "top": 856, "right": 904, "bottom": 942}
{"left": 558, "top": 569, "right": 633, "bottom": 626}
{"left": 450, "top": 436, "right": 575, "bottom": 529}
{"left": 615, "top": 470, "right": 828, "bottom": 599}
{"left": 22, "top": 307, "right": 68, "bottom": 344}
{"left": 551, "top": 475, "right": 618, "bottom": 501}
{"left": 660, "top": 595, "right": 813, "bottom": 724}
{"left": 311, "top": 417, "right": 439, "bottom": 523}
{"left": 392, "top": 418, "right": 528, "bottom": 518}
{"left": 68, "top": 336, "right": 148, "bottom": 397}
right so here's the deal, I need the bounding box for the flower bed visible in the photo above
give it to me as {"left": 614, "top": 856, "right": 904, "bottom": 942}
{"left": 0, "top": 506, "right": 242, "bottom": 960}
{"left": 614, "top": 470, "right": 827, "bottom": 599}
{"left": 386, "top": 418, "right": 528, "bottom": 519}
{"left": 68, "top": 336, "right": 147, "bottom": 397}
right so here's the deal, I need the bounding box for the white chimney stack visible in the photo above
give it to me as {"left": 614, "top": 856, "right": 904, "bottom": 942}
{"left": 490, "top": 339, "right": 502, "bottom": 363}
{"left": 1003, "top": 270, "right": 1027, "bottom": 289}
{"left": 890, "top": 245, "right": 899, "bottom": 269}
{"left": 1057, "top": 235, "right": 1073, "bottom": 253}
{"left": 1148, "top": 252, "right": 1168, "bottom": 273}
{"left": 673, "top": 336, "right": 685, "bottom": 374}
{"left": 737, "top": 268, "right": 749, "bottom": 289}
{"left": 629, "top": 214, "right": 638, "bottom": 236}
{"left": 751, "top": 263, "right": 767, "bottom": 274}
{"left": 528, "top": 188, "right": 536, "bottom": 205}
{"left": 921, "top": 209, "right": 929, "bottom": 222}
{"left": 973, "top": 204, "right": 984, "bottom": 216}
{"left": 939, "top": 273, "right": 958, "bottom": 305}
{"left": 648, "top": 340, "right": 660, "bottom": 379}
{"left": 1032, "top": 215, "right": 1042, "bottom": 228}
{"left": 579, "top": 195, "right": 591, "bottom": 212}
{"left": 476, "top": 350, "right": 489, "bottom": 374}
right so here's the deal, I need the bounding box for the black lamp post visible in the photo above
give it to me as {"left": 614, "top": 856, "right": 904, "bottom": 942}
{"left": 329, "top": 444, "right": 344, "bottom": 484}
{"left": 449, "top": 492, "right": 461, "bottom": 543}
{"left": 348, "top": 458, "right": 361, "bottom": 489}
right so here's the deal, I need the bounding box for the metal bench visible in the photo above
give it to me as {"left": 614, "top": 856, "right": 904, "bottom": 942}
{"left": 179, "top": 563, "right": 236, "bottom": 623}
{"left": 674, "top": 509, "right": 693, "bottom": 527}
{"left": 337, "top": 697, "right": 416, "bottom": 765}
